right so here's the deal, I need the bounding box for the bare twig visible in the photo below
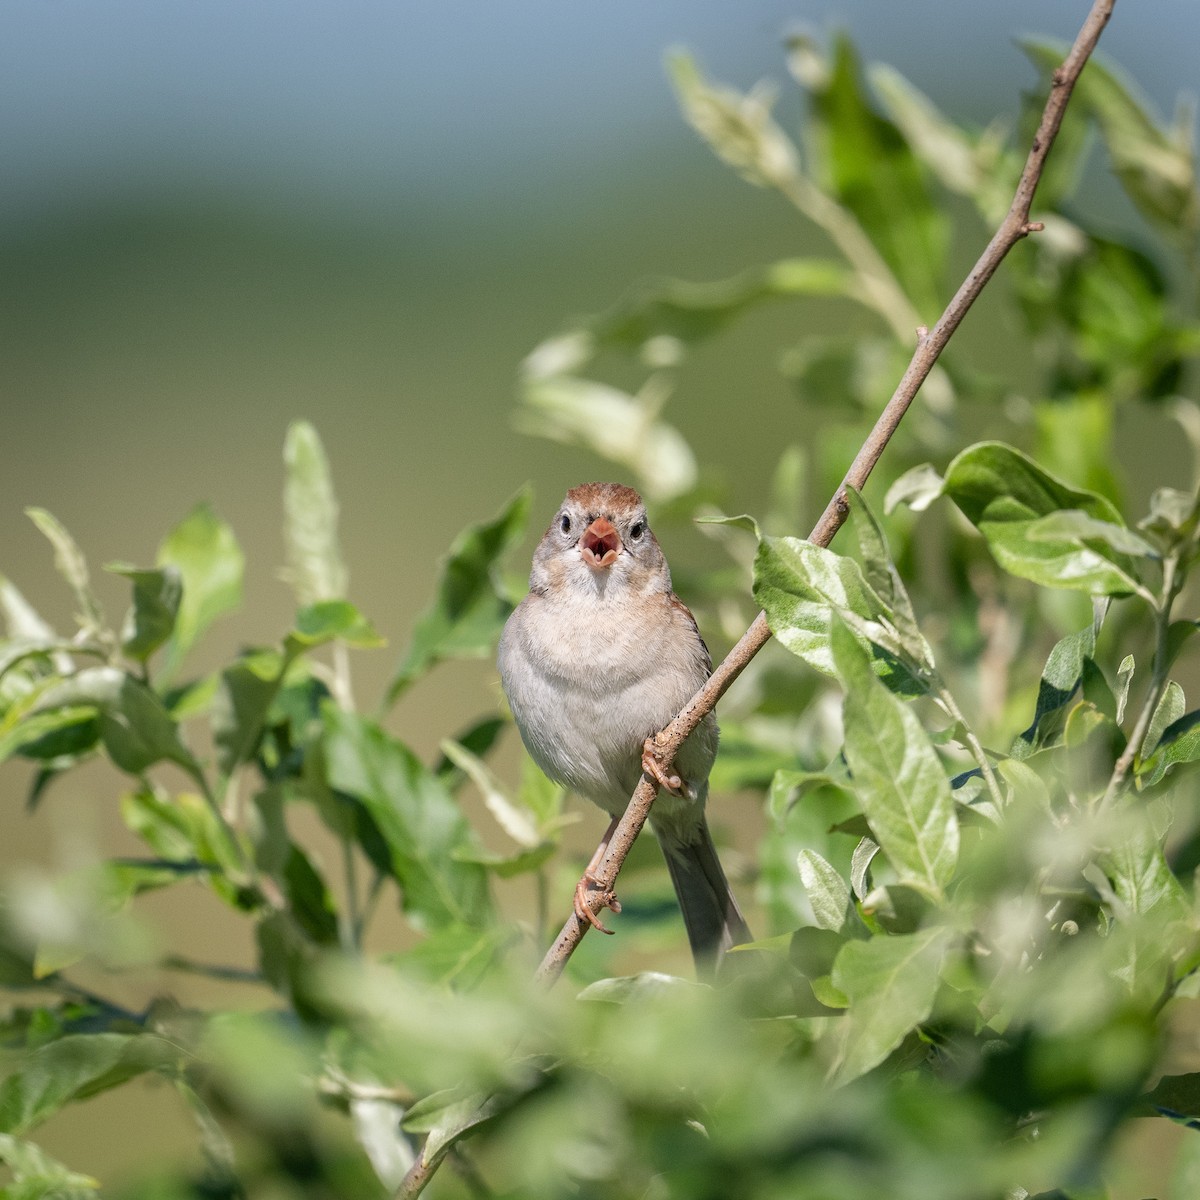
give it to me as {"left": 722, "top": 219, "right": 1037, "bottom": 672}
{"left": 534, "top": 0, "right": 1116, "bottom": 988}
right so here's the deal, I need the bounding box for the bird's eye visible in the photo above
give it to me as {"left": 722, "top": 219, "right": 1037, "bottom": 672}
{"left": 559, "top": 513, "right": 571, "bottom": 535}
{"left": 629, "top": 521, "right": 645, "bottom": 541}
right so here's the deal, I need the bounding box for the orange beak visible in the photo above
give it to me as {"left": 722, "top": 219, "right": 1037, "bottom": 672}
{"left": 580, "top": 517, "right": 621, "bottom": 569}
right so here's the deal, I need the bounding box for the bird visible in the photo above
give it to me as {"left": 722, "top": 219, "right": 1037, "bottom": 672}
{"left": 497, "top": 481, "right": 750, "bottom": 974}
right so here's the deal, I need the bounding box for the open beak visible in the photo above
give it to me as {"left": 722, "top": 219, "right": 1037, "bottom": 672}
{"left": 580, "top": 517, "right": 622, "bottom": 569}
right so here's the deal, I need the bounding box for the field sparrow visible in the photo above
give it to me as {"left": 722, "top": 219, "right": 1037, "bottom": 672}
{"left": 498, "top": 481, "right": 750, "bottom": 972}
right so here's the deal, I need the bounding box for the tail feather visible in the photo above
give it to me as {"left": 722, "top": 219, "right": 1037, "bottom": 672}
{"left": 658, "top": 817, "right": 751, "bottom": 976}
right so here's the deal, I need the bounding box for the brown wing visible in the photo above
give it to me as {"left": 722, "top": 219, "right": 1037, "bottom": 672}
{"left": 668, "top": 592, "right": 712, "bottom": 677}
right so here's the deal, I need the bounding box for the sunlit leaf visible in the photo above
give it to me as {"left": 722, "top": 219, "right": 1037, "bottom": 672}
{"left": 802, "top": 34, "right": 948, "bottom": 312}
{"left": 668, "top": 50, "right": 800, "bottom": 190}
{"left": 322, "top": 708, "right": 491, "bottom": 930}
{"left": 585, "top": 258, "right": 856, "bottom": 352}
{"left": 157, "top": 505, "right": 244, "bottom": 683}
{"left": 796, "top": 849, "right": 850, "bottom": 932}
{"left": 515, "top": 376, "right": 697, "bottom": 502}
{"left": 1013, "top": 621, "right": 1100, "bottom": 758}
{"left": 1140, "top": 705, "right": 1200, "bottom": 788}
{"left": 828, "top": 927, "right": 949, "bottom": 1082}
{"left": 943, "top": 442, "right": 1146, "bottom": 597}
{"left": 0, "top": 1033, "right": 178, "bottom": 1136}
{"left": 884, "top": 463, "right": 944, "bottom": 514}
{"left": 753, "top": 536, "right": 890, "bottom": 677}
{"left": 106, "top": 564, "right": 182, "bottom": 664}
{"left": 1024, "top": 40, "right": 1199, "bottom": 247}
{"left": 0, "top": 1133, "right": 99, "bottom": 1198}
{"left": 832, "top": 620, "right": 958, "bottom": 896}
{"left": 282, "top": 420, "right": 348, "bottom": 607}
{"left": 287, "top": 599, "right": 383, "bottom": 651}
{"left": 25, "top": 509, "right": 104, "bottom": 637}
{"left": 212, "top": 651, "right": 283, "bottom": 776}
{"left": 0, "top": 577, "right": 59, "bottom": 645}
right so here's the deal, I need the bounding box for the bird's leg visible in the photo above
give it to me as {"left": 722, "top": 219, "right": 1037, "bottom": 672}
{"left": 642, "top": 735, "right": 685, "bottom": 797}
{"left": 574, "top": 815, "right": 623, "bottom": 934}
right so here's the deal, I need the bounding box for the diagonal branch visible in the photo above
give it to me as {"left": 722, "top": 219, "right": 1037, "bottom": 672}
{"left": 534, "top": 0, "right": 1117, "bottom": 987}
{"left": 396, "top": 5, "right": 1118, "bottom": 1193}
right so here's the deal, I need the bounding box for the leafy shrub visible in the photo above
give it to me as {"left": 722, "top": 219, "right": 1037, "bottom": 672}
{"left": 3, "top": 20, "right": 1200, "bottom": 1200}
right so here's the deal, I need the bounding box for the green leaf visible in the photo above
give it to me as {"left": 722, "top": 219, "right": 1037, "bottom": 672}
{"left": 397, "top": 924, "right": 517, "bottom": 988}
{"left": 156, "top": 505, "right": 244, "bottom": 682}
{"left": 0, "top": 1134, "right": 99, "bottom": 1198}
{"left": 402, "top": 1089, "right": 511, "bottom": 1173}
{"left": 282, "top": 420, "right": 348, "bottom": 607}
{"left": 0, "top": 1033, "right": 176, "bottom": 1136}
{"left": 514, "top": 376, "right": 697, "bottom": 502}
{"left": 1101, "top": 808, "right": 1188, "bottom": 922}
{"left": 884, "top": 463, "right": 945, "bottom": 514}
{"left": 767, "top": 766, "right": 856, "bottom": 822}
{"left": 0, "top": 707, "right": 99, "bottom": 771}
{"left": 796, "top": 849, "right": 850, "bottom": 932}
{"left": 1140, "top": 707, "right": 1200, "bottom": 788}
{"left": 97, "top": 675, "right": 200, "bottom": 779}
{"left": 1143, "top": 681, "right": 1186, "bottom": 760}
{"left": 121, "top": 789, "right": 245, "bottom": 885}
{"left": 25, "top": 509, "right": 105, "bottom": 637}
{"left": 832, "top": 619, "right": 958, "bottom": 896}
{"left": 14, "top": 667, "right": 200, "bottom": 781}
{"left": 1136, "top": 1072, "right": 1200, "bottom": 1121}
{"left": 850, "top": 837, "right": 880, "bottom": 901}
{"left": 1026, "top": 510, "right": 1159, "bottom": 559}
{"left": 695, "top": 513, "right": 761, "bottom": 539}
{"left": 280, "top": 844, "right": 340, "bottom": 945}
{"left": 869, "top": 63, "right": 1013, "bottom": 221}
{"left": 846, "top": 487, "right": 934, "bottom": 672}
{"left": 585, "top": 258, "right": 856, "bottom": 352}
{"left": 212, "top": 652, "right": 284, "bottom": 777}
{"left": 386, "top": 489, "right": 530, "bottom": 701}
{"left": 351, "top": 1096, "right": 412, "bottom": 1190}
{"left": 1055, "top": 237, "right": 1196, "bottom": 403}
{"left": 667, "top": 50, "right": 801, "bottom": 191}
{"left": 322, "top": 708, "right": 491, "bottom": 930}
{"left": 1023, "top": 40, "right": 1199, "bottom": 247}
{"left": 438, "top": 739, "right": 540, "bottom": 848}
{"left": 106, "top": 565, "right": 182, "bottom": 664}
{"left": 753, "top": 536, "right": 890, "bottom": 677}
{"left": 803, "top": 34, "right": 948, "bottom": 312}
{"left": 1141, "top": 487, "right": 1200, "bottom": 543}
{"left": 828, "top": 927, "right": 948, "bottom": 1082}
{"left": 1013, "top": 622, "right": 1100, "bottom": 757}
{"left": 0, "top": 576, "right": 58, "bottom": 644}
{"left": 1115, "top": 655, "right": 1135, "bottom": 725}
{"left": 287, "top": 599, "right": 383, "bottom": 651}
{"left": 943, "top": 442, "right": 1145, "bottom": 597}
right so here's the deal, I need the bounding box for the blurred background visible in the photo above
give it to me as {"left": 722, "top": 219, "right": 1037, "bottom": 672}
{"left": 2, "top": 0, "right": 1197, "bottom": 1186}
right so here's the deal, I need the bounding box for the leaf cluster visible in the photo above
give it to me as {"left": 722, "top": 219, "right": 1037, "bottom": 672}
{"left": 3, "top": 24, "right": 1200, "bottom": 1200}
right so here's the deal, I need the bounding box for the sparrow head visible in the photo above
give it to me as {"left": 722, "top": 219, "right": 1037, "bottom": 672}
{"left": 531, "top": 481, "right": 669, "bottom": 597}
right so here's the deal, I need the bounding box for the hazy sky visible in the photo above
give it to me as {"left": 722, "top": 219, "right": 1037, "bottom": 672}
{"left": 3, "top": 1, "right": 1195, "bottom": 223}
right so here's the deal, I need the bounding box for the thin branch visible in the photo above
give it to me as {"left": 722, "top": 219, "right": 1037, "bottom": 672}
{"left": 397, "top": 5, "right": 1119, "bottom": 1194}
{"left": 535, "top": 0, "right": 1117, "bottom": 988}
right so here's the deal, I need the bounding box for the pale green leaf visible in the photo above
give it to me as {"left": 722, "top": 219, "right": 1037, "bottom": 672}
{"left": 25, "top": 509, "right": 104, "bottom": 636}
{"left": 829, "top": 927, "right": 948, "bottom": 1082}
{"left": 796, "top": 849, "right": 850, "bottom": 932}
{"left": 282, "top": 420, "right": 348, "bottom": 607}
{"left": 832, "top": 620, "right": 958, "bottom": 895}
{"left": 156, "top": 505, "right": 244, "bottom": 683}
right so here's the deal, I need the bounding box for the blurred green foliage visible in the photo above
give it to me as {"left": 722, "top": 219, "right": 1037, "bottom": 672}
{"left": 4, "top": 25, "right": 1200, "bottom": 1200}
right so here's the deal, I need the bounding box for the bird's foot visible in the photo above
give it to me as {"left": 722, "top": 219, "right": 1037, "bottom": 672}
{"left": 574, "top": 872, "right": 622, "bottom": 934}
{"left": 642, "top": 737, "right": 685, "bottom": 797}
